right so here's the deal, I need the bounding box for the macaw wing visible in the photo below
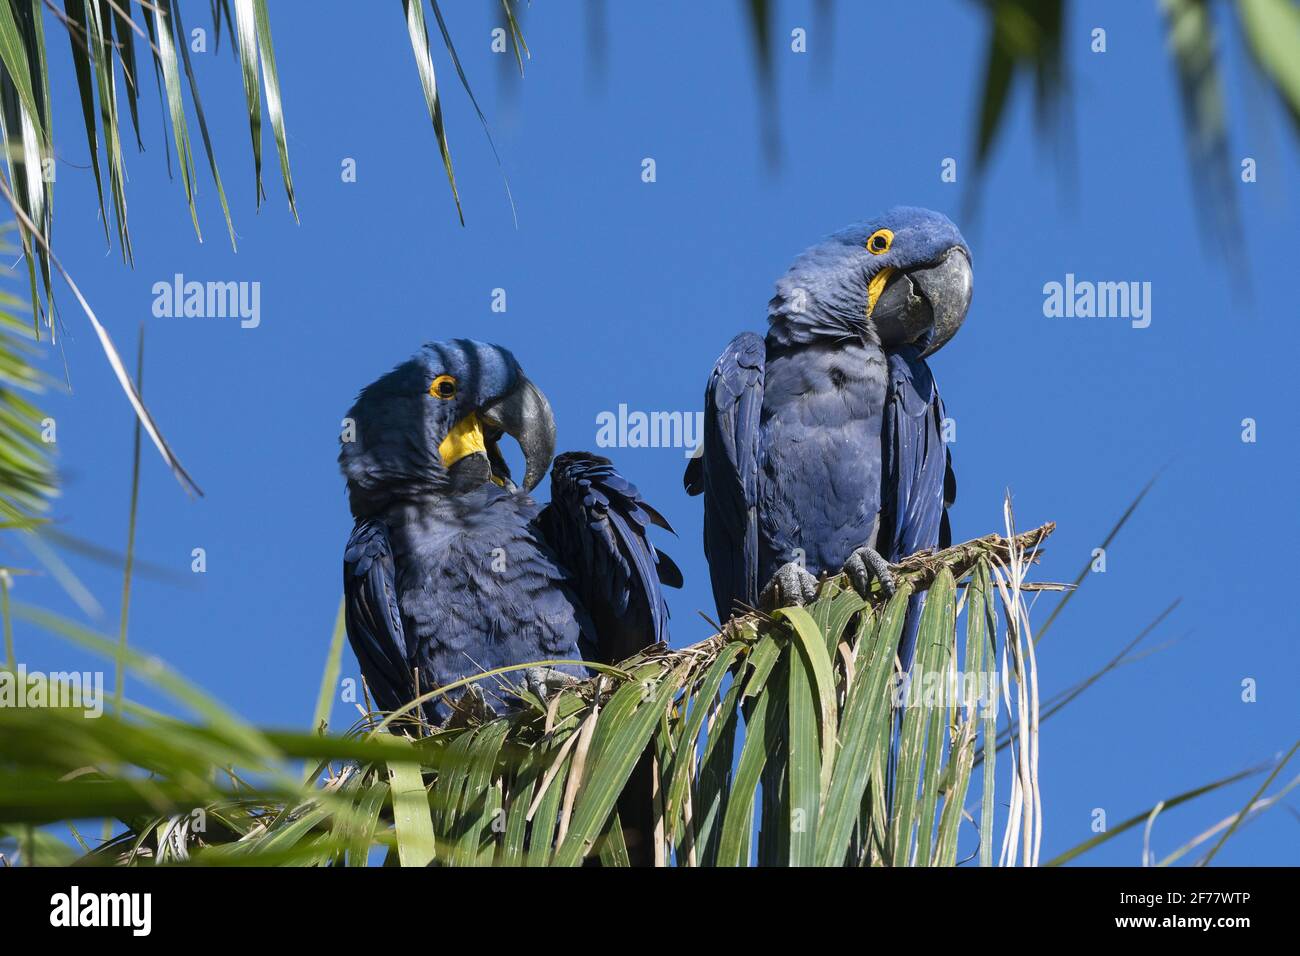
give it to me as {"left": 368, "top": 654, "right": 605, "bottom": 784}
{"left": 539, "top": 452, "right": 679, "bottom": 865}
{"left": 343, "top": 519, "right": 414, "bottom": 715}
{"left": 880, "top": 347, "right": 951, "bottom": 559}
{"left": 880, "top": 346, "right": 954, "bottom": 668}
{"left": 940, "top": 443, "right": 956, "bottom": 550}
{"left": 683, "top": 331, "right": 766, "bottom": 620}
{"left": 538, "top": 452, "right": 681, "bottom": 666}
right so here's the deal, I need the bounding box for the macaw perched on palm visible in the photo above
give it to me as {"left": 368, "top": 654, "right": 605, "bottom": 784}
{"left": 339, "top": 339, "right": 681, "bottom": 728}
{"left": 685, "top": 207, "right": 972, "bottom": 670}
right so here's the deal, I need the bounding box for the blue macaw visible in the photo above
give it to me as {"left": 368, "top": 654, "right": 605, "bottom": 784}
{"left": 339, "top": 339, "right": 681, "bottom": 728}
{"left": 685, "top": 207, "right": 972, "bottom": 669}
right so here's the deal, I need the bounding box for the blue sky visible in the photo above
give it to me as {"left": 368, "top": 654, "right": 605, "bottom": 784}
{"left": 9, "top": 1, "right": 1297, "bottom": 865}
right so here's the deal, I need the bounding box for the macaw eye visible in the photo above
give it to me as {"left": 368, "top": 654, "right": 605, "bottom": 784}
{"left": 430, "top": 375, "right": 458, "bottom": 399}
{"left": 866, "top": 229, "right": 893, "bottom": 255}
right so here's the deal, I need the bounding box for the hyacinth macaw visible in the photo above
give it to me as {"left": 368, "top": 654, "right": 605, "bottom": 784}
{"left": 684, "top": 207, "right": 972, "bottom": 669}
{"left": 339, "top": 339, "right": 681, "bottom": 728}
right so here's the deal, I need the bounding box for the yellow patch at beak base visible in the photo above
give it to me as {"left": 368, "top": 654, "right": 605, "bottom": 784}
{"left": 438, "top": 412, "right": 487, "bottom": 469}
{"left": 867, "top": 267, "right": 895, "bottom": 317}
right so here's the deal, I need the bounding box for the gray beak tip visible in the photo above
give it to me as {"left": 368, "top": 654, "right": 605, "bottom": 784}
{"left": 917, "top": 247, "right": 973, "bottom": 357}
{"left": 481, "top": 374, "right": 556, "bottom": 494}
{"left": 522, "top": 421, "right": 556, "bottom": 492}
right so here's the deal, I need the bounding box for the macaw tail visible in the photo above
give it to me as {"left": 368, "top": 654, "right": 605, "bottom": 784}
{"left": 897, "top": 591, "right": 927, "bottom": 676}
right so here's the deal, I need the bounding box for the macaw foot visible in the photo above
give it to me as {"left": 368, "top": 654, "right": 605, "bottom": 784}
{"left": 442, "top": 682, "right": 497, "bottom": 729}
{"left": 759, "top": 561, "right": 820, "bottom": 609}
{"left": 524, "top": 666, "right": 580, "bottom": 703}
{"left": 843, "top": 546, "right": 897, "bottom": 601}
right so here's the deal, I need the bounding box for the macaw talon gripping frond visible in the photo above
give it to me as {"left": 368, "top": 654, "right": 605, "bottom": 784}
{"left": 758, "top": 560, "right": 820, "bottom": 610}
{"left": 843, "top": 545, "right": 898, "bottom": 601}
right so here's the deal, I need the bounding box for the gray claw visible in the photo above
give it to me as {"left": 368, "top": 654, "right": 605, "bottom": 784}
{"left": 759, "top": 560, "right": 820, "bottom": 609}
{"left": 524, "top": 666, "right": 580, "bottom": 703}
{"left": 844, "top": 546, "right": 897, "bottom": 600}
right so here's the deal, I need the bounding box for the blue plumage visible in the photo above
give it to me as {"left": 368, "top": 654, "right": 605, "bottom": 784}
{"left": 878, "top": 347, "right": 955, "bottom": 664}
{"left": 686, "top": 208, "right": 971, "bottom": 669}
{"left": 341, "top": 340, "right": 679, "bottom": 725}
{"left": 540, "top": 453, "right": 680, "bottom": 664}
{"left": 685, "top": 331, "right": 765, "bottom": 622}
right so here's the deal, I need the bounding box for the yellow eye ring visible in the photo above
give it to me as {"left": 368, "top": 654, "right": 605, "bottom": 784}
{"left": 866, "top": 228, "right": 893, "bottom": 255}
{"left": 429, "top": 374, "right": 458, "bottom": 400}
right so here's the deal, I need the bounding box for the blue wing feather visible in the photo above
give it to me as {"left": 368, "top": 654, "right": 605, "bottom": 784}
{"left": 539, "top": 452, "right": 679, "bottom": 865}
{"left": 539, "top": 452, "right": 679, "bottom": 664}
{"left": 343, "top": 519, "right": 415, "bottom": 715}
{"left": 684, "top": 332, "right": 766, "bottom": 620}
{"left": 879, "top": 346, "right": 954, "bottom": 669}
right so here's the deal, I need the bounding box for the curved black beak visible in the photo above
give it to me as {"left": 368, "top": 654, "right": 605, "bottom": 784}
{"left": 869, "top": 246, "right": 973, "bottom": 356}
{"left": 479, "top": 374, "right": 556, "bottom": 492}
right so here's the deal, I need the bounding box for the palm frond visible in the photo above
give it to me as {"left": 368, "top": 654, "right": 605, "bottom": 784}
{"left": 3, "top": 516, "right": 1290, "bottom": 866}
{"left": 402, "top": 0, "right": 462, "bottom": 224}
{"left": 964, "top": 0, "right": 1068, "bottom": 221}
{"left": 1, "top": 521, "right": 1047, "bottom": 866}
{"left": 0, "top": 230, "right": 55, "bottom": 524}
{"left": 1160, "top": 0, "right": 1244, "bottom": 269}
{"left": 0, "top": 0, "right": 467, "bottom": 494}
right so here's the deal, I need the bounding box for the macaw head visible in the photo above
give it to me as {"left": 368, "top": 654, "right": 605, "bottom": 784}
{"left": 340, "top": 339, "right": 556, "bottom": 515}
{"left": 767, "top": 206, "right": 973, "bottom": 356}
